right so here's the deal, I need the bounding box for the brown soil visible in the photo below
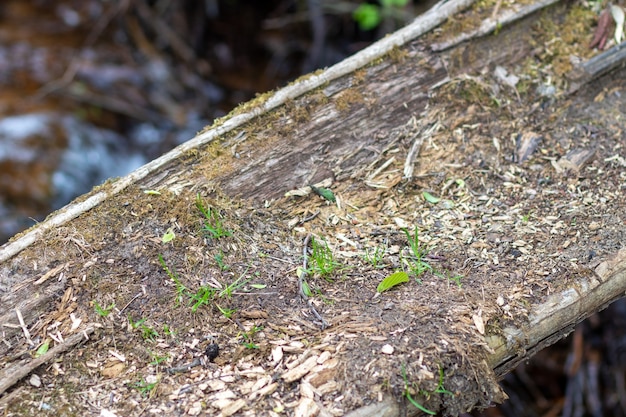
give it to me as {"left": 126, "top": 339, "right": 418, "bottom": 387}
{"left": 1, "top": 2, "right": 625, "bottom": 417}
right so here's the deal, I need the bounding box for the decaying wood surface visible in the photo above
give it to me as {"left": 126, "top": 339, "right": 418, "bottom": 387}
{"left": 2, "top": 0, "right": 626, "bottom": 416}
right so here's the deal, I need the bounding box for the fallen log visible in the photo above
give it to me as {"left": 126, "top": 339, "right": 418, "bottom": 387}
{"left": 2, "top": 0, "right": 625, "bottom": 415}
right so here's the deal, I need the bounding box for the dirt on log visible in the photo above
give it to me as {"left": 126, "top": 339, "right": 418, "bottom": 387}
{"left": 1, "top": 1, "right": 625, "bottom": 416}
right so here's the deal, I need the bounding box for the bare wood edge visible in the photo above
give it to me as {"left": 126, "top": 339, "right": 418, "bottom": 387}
{"left": 431, "top": 0, "right": 560, "bottom": 51}
{"left": 0, "top": 327, "right": 95, "bottom": 396}
{"left": 0, "top": 0, "right": 475, "bottom": 265}
{"left": 568, "top": 42, "right": 626, "bottom": 92}
{"left": 489, "top": 247, "right": 626, "bottom": 375}
{"left": 345, "top": 248, "right": 626, "bottom": 417}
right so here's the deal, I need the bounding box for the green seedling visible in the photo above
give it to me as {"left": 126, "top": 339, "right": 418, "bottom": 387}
{"left": 162, "top": 324, "right": 175, "bottom": 337}
{"left": 301, "top": 279, "right": 312, "bottom": 297}
{"left": 159, "top": 254, "right": 187, "bottom": 306}
{"left": 216, "top": 304, "right": 236, "bottom": 318}
{"left": 196, "top": 194, "right": 232, "bottom": 239}
{"left": 377, "top": 271, "right": 409, "bottom": 293}
{"left": 435, "top": 270, "right": 463, "bottom": 288}
{"left": 402, "top": 226, "right": 432, "bottom": 279}
{"left": 521, "top": 211, "right": 534, "bottom": 223}
{"left": 218, "top": 267, "right": 251, "bottom": 298}
{"left": 189, "top": 285, "right": 216, "bottom": 312}
{"left": 250, "top": 283, "right": 267, "bottom": 289}
{"left": 132, "top": 377, "right": 159, "bottom": 397}
{"left": 434, "top": 366, "right": 454, "bottom": 396}
{"left": 214, "top": 251, "right": 230, "bottom": 271}
{"left": 241, "top": 325, "right": 262, "bottom": 349}
{"left": 363, "top": 243, "right": 387, "bottom": 268}
{"left": 148, "top": 350, "right": 170, "bottom": 366}
{"left": 308, "top": 236, "right": 340, "bottom": 278}
{"left": 129, "top": 316, "right": 159, "bottom": 342}
{"left": 93, "top": 301, "right": 115, "bottom": 317}
{"left": 401, "top": 364, "right": 435, "bottom": 415}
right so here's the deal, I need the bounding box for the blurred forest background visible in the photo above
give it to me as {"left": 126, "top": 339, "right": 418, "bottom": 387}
{"left": 0, "top": 1, "right": 624, "bottom": 417}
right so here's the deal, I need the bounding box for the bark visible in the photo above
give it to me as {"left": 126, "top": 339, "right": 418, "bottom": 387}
{"left": 1, "top": 0, "right": 625, "bottom": 415}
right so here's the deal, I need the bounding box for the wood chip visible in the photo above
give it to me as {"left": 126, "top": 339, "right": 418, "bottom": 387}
{"left": 281, "top": 356, "right": 319, "bottom": 383}
{"left": 294, "top": 398, "right": 319, "bottom": 417}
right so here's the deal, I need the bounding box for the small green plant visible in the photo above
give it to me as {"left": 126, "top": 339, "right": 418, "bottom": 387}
{"left": 189, "top": 285, "right": 216, "bottom": 312}
{"left": 314, "top": 288, "right": 334, "bottom": 305}
{"left": 129, "top": 316, "right": 159, "bottom": 342}
{"left": 159, "top": 254, "right": 187, "bottom": 307}
{"left": 216, "top": 304, "right": 236, "bottom": 318}
{"left": 434, "top": 366, "right": 454, "bottom": 396}
{"left": 93, "top": 301, "right": 115, "bottom": 317}
{"left": 401, "top": 364, "right": 435, "bottom": 415}
{"left": 162, "top": 324, "right": 175, "bottom": 337}
{"left": 218, "top": 267, "right": 251, "bottom": 298}
{"left": 521, "top": 211, "right": 534, "bottom": 223}
{"left": 241, "top": 325, "right": 263, "bottom": 349}
{"left": 196, "top": 194, "right": 232, "bottom": 239}
{"left": 308, "top": 236, "right": 340, "bottom": 278}
{"left": 435, "top": 270, "right": 463, "bottom": 288}
{"left": 402, "top": 226, "right": 432, "bottom": 279}
{"left": 161, "top": 227, "right": 175, "bottom": 243}
{"left": 133, "top": 377, "right": 159, "bottom": 397}
{"left": 363, "top": 243, "right": 387, "bottom": 268}
{"left": 148, "top": 350, "right": 170, "bottom": 366}
{"left": 214, "top": 250, "right": 230, "bottom": 270}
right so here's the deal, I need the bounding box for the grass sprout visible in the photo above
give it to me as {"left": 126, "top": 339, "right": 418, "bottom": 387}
{"left": 435, "top": 270, "right": 463, "bottom": 288}
{"left": 308, "top": 236, "right": 340, "bottom": 278}
{"left": 363, "top": 243, "right": 387, "bottom": 268}
{"left": 132, "top": 377, "right": 159, "bottom": 397}
{"left": 401, "top": 364, "right": 435, "bottom": 415}
{"left": 159, "top": 254, "right": 187, "bottom": 307}
{"left": 241, "top": 325, "right": 262, "bottom": 349}
{"left": 218, "top": 267, "right": 251, "bottom": 298}
{"left": 128, "top": 316, "right": 159, "bottom": 341}
{"left": 402, "top": 226, "right": 432, "bottom": 279}
{"left": 196, "top": 194, "right": 232, "bottom": 239}
{"left": 189, "top": 285, "right": 217, "bottom": 312}
{"left": 93, "top": 301, "right": 115, "bottom": 317}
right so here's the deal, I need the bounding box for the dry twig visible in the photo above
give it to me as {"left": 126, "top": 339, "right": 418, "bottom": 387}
{"left": 0, "top": 327, "right": 94, "bottom": 396}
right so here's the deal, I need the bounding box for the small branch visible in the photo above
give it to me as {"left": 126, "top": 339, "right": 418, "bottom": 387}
{"left": 0, "top": 327, "right": 94, "bottom": 396}
{"left": 167, "top": 357, "right": 203, "bottom": 375}
{"left": 431, "top": 0, "right": 560, "bottom": 52}
{"left": 403, "top": 122, "right": 440, "bottom": 179}
{"left": 568, "top": 42, "right": 626, "bottom": 93}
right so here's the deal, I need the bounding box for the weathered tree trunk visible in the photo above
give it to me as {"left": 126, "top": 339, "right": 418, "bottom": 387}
{"left": 2, "top": 1, "right": 625, "bottom": 415}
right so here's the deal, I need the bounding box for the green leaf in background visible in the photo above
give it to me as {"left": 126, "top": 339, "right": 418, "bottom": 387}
{"left": 310, "top": 185, "right": 336, "bottom": 203}
{"left": 302, "top": 280, "right": 312, "bottom": 297}
{"left": 162, "top": 228, "right": 175, "bottom": 243}
{"left": 353, "top": 4, "right": 381, "bottom": 31}
{"left": 422, "top": 191, "right": 440, "bottom": 204}
{"left": 143, "top": 189, "right": 161, "bottom": 195}
{"left": 381, "top": 0, "right": 409, "bottom": 7}
{"left": 377, "top": 271, "right": 409, "bottom": 293}
{"left": 35, "top": 341, "right": 50, "bottom": 357}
